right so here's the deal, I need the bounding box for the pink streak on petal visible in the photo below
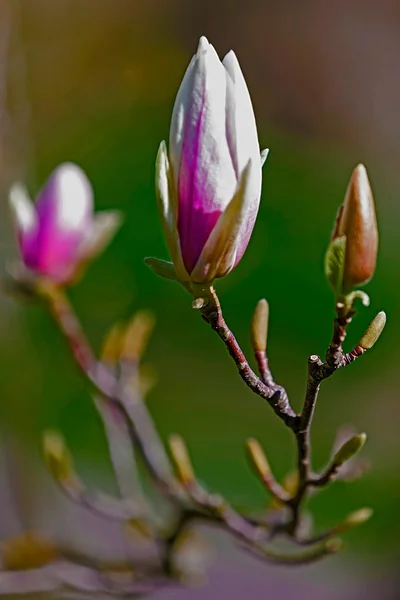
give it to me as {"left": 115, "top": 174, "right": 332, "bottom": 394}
{"left": 177, "top": 86, "right": 223, "bottom": 272}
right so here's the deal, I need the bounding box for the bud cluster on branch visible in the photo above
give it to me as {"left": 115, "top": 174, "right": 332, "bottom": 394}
{"left": 3, "top": 36, "right": 385, "bottom": 598}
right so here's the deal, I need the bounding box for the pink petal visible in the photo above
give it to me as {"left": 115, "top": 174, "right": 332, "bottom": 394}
{"left": 34, "top": 163, "right": 93, "bottom": 281}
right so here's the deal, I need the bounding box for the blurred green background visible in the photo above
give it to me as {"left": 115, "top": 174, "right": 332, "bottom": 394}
{"left": 0, "top": 0, "right": 399, "bottom": 593}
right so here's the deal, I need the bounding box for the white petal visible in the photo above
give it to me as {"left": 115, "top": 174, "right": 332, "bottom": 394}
{"left": 169, "top": 54, "right": 197, "bottom": 189}
{"left": 170, "top": 38, "right": 237, "bottom": 214}
{"left": 224, "top": 64, "right": 239, "bottom": 176}
{"left": 78, "top": 210, "right": 122, "bottom": 261}
{"left": 260, "top": 148, "right": 269, "bottom": 167}
{"left": 222, "top": 51, "right": 260, "bottom": 174}
{"left": 169, "top": 35, "right": 211, "bottom": 172}
{"left": 155, "top": 141, "right": 189, "bottom": 281}
{"left": 169, "top": 37, "right": 212, "bottom": 189}
{"left": 197, "top": 36, "right": 209, "bottom": 53}
{"left": 52, "top": 163, "right": 93, "bottom": 231}
{"left": 9, "top": 183, "right": 37, "bottom": 234}
{"left": 156, "top": 141, "right": 176, "bottom": 241}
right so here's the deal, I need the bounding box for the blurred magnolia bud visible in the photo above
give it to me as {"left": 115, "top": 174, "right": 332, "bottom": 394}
{"left": 9, "top": 163, "right": 121, "bottom": 286}
{"left": 101, "top": 323, "right": 124, "bottom": 365}
{"left": 154, "top": 36, "right": 265, "bottom": 284}
{"left": 172, "top": 529, "right": 212, "bottom": 585}
{"left": 332, "top": 164, "right": 378, "bottom": 294}
{"left": 333, "top": 432, "right": 367, "bottom": 467}
{"left": 120, "top": 310, "right": 156, "bottom": 362}
{"left": 247, "top": 437, "right": 270, "bottom": 477}
{"left": 250, "top": 299, "right": 269, "bottom": 353}
{"left": 331, "top": 425, "right": 370, "bottom": 482}
{"left": 169, "top": 434, "right": 195, "bottom": 484}
{"left": 359, "top": 311, "right": 386, "bottom": 350}
{"left": 43, "top": 429, "right": 74, "bottom": 482}
{"left": 336, "top": 507, "right": 373, "bottom": 533}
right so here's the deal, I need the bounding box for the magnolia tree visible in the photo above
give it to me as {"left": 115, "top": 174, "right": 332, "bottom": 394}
{"left": 3, "top": 37, "right": 384, "bottom": 596}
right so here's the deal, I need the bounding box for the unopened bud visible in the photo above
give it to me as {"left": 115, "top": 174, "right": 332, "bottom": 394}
{"left": 246, "top": 438, "right": 270, "bottom": 477}
{"left": 250, "top": 299, "right": 269, "bottom": 352}
{"left": 333, "top": 433, "right": 367, "bottom": 467}
{"left": 359, "top": 311, "right": 386, "bottom": 350}
{"left": 43, "top": 430, "right": 74, "bottom": 481}
{"left": 334, "top": 164, "right": 378, "bottom": 293}
{"left": 336, "top": 507, "right": 373, "bottom": 533}
{"left": 120, "top": 310, "right": 155, "bottom": 361}
{"left": 101, "top": 323, "right": 123, "bottom": 364}
{"left": 169, "top": 434, "right": 195, "bottom": 485}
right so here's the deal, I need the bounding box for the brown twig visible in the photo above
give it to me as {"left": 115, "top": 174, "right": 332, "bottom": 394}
{"left": 195, "top": 287, "right": 368, "bottom": 538}
{"left": 196, "top": 286, "right": 298, "bottom": 428}
{"left": 24, "top": 277, "right": 373, "bottom": 587}
{"left": 55, "top": 475, "right": 146, "bottom": 521}
{"left": 38, "top": 281, "right": 181, "bottom": 501}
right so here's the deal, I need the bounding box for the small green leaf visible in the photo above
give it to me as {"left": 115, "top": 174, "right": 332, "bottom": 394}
{"left": 324, "top": 236, "right": 346, "bottom": 294}
{"left": 144, "top": 257, "right": 178, "bottom": 281}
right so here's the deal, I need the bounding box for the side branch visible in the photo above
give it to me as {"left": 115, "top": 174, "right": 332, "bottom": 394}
{"left": 196, "top": 287, "right": 297, "bottom": 428}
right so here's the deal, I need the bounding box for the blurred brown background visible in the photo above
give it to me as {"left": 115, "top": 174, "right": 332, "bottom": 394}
{"left": 1, "top": 0, "right": 400, "bottom": 598}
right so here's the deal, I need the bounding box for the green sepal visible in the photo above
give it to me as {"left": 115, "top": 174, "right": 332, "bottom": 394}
{"left": 144, "top": 257, "right": 193, "bottom": 294}
{"left": 144, "top": 257, "right": 179, "bottom": 281}
{"left": 324, "top": 236, "right": 346, "bottom": 295}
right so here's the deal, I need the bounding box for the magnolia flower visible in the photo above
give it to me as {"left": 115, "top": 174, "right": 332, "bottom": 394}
{"left": 9, "top": 163, "right": 121, "bottom": 285}
{"left": 332, "top": 164, "right": 378, "bottom": 293}
{"left": 155, "top": 36, "right": 267, "bottom": 284}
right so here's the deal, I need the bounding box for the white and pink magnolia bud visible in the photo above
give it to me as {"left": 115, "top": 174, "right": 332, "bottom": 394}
{"left": 9, "top": 163, "right": 121, "bottom": 285}
{"left": 156, "top": 36, "right": 266, "bottom": 283}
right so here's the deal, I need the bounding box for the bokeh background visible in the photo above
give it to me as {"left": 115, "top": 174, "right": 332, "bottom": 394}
{"left": 0, "top": 0, "right": 399, "bottom": 598}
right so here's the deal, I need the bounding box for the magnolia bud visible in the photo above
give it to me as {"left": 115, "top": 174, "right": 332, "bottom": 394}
{"left": 169, "top": 434, "right": 195, "bottom": 484}
{"left": 333, "top": 164, "right": 378, "bottom": 293}
{"left": 120, "top": 310, "right": 156, "bottom": 361}
{"left": 336, "top": 507, "right": 373, "bottom": 533}
{"left": 250, "top": 299, "right": 269, "bottom": 353}
{"left": 9, "top": 163, "right": 121, "bottom": 285}
{"left": 43, "top": 429, "right": 74, "bottom": 482}
{"left": 333, "top": 433, "right": 367, "bottom": 467}
{"left": 246, "top": 437, "right": 271, "bottom": 477}
{"left": 154, "top": 36, "right": 265, "bottom": 284}
{"left": 359, "top": 311, "right": 386, "bottom": 350}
